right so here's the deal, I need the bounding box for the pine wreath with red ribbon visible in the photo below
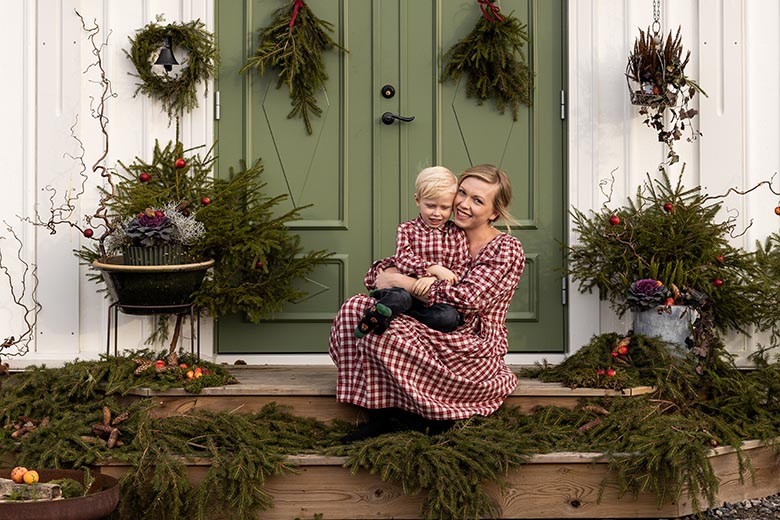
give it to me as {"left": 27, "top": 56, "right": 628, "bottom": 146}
{"left": 442, "top": 0, "right": 533, "bottom": 120}
{"left": 240, "top": 0, "right": 347, "bottom": 134}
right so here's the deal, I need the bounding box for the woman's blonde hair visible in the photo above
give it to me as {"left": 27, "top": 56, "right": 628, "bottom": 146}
{"left": 459, "top": 164, "right": 517, "bottom": 230}
{"left": 415, "top": 166, "right": 458, "bottom": 200}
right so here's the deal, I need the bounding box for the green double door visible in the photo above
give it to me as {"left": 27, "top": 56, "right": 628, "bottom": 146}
{"left": 215, "top": 0, "right": 566, "bottom": 354}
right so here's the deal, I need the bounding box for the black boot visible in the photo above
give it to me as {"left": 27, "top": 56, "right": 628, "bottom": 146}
{"left": 339, "top": 408, "right": 398, "bottom": 443}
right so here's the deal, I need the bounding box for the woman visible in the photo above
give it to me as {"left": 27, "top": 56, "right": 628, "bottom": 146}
{"left": 328, "top": 164, "right": 525, "bottom": 441}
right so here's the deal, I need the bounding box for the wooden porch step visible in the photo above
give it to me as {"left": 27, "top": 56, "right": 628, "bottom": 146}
{"left": 126, "top": 365, "right": 655, "bottom": 422}
{"left": 94, "top": 440, "right": 780, "bottom": 519}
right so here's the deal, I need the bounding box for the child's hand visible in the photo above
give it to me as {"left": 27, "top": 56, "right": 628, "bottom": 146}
{"left": 427, "top": 264, "right": 458, "bottom": 284}
{"left": 412, "top": 276, "right": 436, "bottom": 297}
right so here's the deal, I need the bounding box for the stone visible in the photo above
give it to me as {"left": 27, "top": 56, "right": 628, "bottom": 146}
{"left": 0, "top": 477, "right": 61, "bottom": 501}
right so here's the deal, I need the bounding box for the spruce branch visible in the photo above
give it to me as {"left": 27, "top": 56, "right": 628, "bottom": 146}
{"left": 442, "top": 6, "right": 533, "bottom": 120}
{"left": 240, "top": 0, "right": 347, "bottom": 134}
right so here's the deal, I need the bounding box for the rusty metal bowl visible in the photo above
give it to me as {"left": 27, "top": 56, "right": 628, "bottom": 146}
{"left": 0, "top": 468, "right": 119, "bottom": 520}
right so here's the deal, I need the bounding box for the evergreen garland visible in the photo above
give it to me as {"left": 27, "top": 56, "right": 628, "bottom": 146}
{"left": 442, "top": 2, "right": 533, "bottom": 120}
{"left": 2, "top": 343, "right": 780, "bottom": 517}
{"left": 240, "top": 0, "right": 346, "bottom": 134}
{"left": 126, "top": 17, "right": 218, "bottom": 120}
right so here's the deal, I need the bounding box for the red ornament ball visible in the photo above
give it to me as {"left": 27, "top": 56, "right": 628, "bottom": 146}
{"left": 775, "top": 206, "right": 780, "bottom": 216}
{"left": 255, "top": 261, "right": 264, "bottom": 269}
{"left": 606, "top": 368, "right": 617, "bottom": 377}
{"left": 617, "top": 345, "right": 629, "bottom": 355}
{"left": 83, "top": 228, "right": 94, "bottom": 238}
{"left": 175, "top": 158, "right": 187, "bottom": 169}
{"left": 608, "top": 214, "right": 620, "bottom": 226}
{"left": 138, "top": 172, "right": 151, "bottom": 183}
{"left": 663, "top": 202, "right": 673, "bottom": 212}
{"left": 713, "top": 278, "right": 724, "bottom": 287}
{"left": 201, "top": 197, "right": 211, "bottom": 206}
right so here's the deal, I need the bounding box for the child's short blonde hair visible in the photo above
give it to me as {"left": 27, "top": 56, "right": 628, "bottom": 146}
{"left": 415, "top": 166, "right": 457, "bottom": 200}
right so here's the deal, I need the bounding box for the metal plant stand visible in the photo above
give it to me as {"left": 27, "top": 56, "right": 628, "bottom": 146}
{"left": 106, "top": 302, "right": 200, "bottom": 357}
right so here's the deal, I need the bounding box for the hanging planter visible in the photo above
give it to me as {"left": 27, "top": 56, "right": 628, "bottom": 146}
{"left": 441, "top": 0, "right": 533, "bottom": 120}
{"left": 625, "top": 4, "right": 707, "bottom": 165}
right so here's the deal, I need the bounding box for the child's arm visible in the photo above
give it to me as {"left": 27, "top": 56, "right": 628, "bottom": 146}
{"left": 394, "top": 221, "right": 434, "bottom": 277}
{"left": 426, "top": 264, "right": 458, "bottom": 284}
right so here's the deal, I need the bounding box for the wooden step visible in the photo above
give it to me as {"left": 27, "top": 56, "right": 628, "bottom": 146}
{"left": 94, "top": 439, "right": 780, "bottom": 519}
{"left": 124, "top": 365, "right": 655, "bottom": 423}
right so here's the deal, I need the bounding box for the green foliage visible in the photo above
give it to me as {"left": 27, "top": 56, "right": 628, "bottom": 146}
{"left": 5, "top": 345, "right": 780, "bottom": 518}
{"left": 126, "top": 17, "right": 218, "bottom": 119}
{"left": 442, "top": 10, "right": 533, "bottom": 120}
{"left": 565, "top": 167, "right": 763, "bottom": 333}
{"left": 240, "top": 0, "right": 347, "bottom": 134}
{"left": 77, "top": 140, "right": 331, "bottom": 323}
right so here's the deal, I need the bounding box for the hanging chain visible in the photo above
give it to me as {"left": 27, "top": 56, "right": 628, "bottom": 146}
{"left": 651, "top": 0, "right": 662, "bottom": 36}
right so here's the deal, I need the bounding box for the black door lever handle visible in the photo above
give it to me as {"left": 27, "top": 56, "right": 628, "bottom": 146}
{"left": 381, "top": 112, "right": 415, "bottom": 125}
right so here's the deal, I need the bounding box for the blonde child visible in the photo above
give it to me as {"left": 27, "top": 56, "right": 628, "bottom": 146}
{"left": 356, "top": 166, "right": 468, "bottom": 337}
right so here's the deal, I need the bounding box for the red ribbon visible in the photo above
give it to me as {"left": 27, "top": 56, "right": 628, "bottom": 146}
{"left": 478, "top": 0, "right": 503, "bottom": 22}
{"left": 289, "top": 0, "right": 305, "bottom": 28}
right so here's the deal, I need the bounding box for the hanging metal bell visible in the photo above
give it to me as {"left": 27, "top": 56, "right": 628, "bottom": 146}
{"left": 154, "top": 36, "right": 179, "bottom": 72}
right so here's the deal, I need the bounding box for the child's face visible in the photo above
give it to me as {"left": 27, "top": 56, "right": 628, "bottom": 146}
{"left": 415, "top": 192, "right": 455, "bottom": 229}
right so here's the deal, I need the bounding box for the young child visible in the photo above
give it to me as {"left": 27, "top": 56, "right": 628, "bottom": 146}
{"left": 355, "top": 166, "right": 469, "bottom": 338}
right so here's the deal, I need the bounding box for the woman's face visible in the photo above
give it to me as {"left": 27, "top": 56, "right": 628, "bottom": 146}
{"left": 453, "top": 177, "right": 499, "bottom": 231}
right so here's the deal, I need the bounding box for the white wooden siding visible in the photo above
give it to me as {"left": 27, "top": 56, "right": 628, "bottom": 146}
{"left": 1, "top": 1, "right": 777, "bottom": 367}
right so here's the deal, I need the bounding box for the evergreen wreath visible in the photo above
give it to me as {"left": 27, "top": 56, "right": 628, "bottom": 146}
{"left": 240, "top": 0, "right": 346, "bottom": 135}
{"left": 442, "top": 0, "right": 533, "bottom": 120}
{"left": 126, "top": 17, "right": 218, "bottom": 120}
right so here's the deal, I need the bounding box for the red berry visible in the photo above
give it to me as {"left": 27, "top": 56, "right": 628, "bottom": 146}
{"left": 139, "top": 172, "right": 151, "bottom": 183}
{"left": 775, "top": 206, "right": 780, "bottom": 216}
{"left": 201, "top": 197, "right": 211, "bottom": 206}
{"left": 609, "top": 215, "right": 620, "bottom": 226}
{"left": 83, "top": 228, "right": 94, "bottom": 238}
{"left": 663, "top": 202, "right": 673, "bottom": 212}
{"left": 713, "top": 278, "right": 724, "bottom": 287}
{"left": 606, "top": 369, "right": 616, "bottom": 377}
{"left": 175, "top": 158, "right": 186, "bottom": 169}
{"left": 617, "top": 345, "right": 628, "bottom": 355}
{"left": 154, "top": 210, "right": 165, "bottom": 218}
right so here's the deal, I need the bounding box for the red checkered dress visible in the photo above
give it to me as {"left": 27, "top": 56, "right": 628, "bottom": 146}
{"left": 393, "top": 217, "right": 470, "bottom": 279}
{"left": 328, "top": 233, "right": 525, "bottom": 420}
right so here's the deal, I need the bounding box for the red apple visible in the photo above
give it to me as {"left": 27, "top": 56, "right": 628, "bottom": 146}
{"left": 617, "top": 345, "right": 628, "bottom": 355}
{"left": 201, "top": 197, "right": 211, "bottom": 206}
{"left": 775, "top": 206, "right": 780, "bottom": 216}
{"left": 606, "top": 369, "right": 616, "bottom": 377}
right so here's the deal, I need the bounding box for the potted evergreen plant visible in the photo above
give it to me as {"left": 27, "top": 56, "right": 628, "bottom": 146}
{"left": 565, "top": 166, "right": 764, "bottom": 360}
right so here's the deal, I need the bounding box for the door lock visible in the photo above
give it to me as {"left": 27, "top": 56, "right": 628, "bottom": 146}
{"left": 381, "top": 112, "right": 415, "bottom": 125}
{"left": 380, "top": 84, "right": 396, "bottom": 99}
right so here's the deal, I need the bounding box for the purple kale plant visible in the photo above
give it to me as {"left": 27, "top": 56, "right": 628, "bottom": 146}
{"left": 626, "top": 278, "right": 670, "bottom": 310}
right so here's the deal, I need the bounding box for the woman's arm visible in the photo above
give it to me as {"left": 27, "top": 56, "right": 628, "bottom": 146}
{"left": 427, "top": 237, "right": 525, "bottom": 314}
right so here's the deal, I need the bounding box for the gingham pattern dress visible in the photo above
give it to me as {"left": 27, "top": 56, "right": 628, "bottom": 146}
{"left": 393, "top": 217, "right": 470, "bottom": 279}
{"left": 328, "top": 233, "right": 525, "bottom": 420}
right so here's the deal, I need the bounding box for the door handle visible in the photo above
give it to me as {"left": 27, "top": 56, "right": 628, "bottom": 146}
{"left": 381, "top": 112, "right": 415, "bottom": 125}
